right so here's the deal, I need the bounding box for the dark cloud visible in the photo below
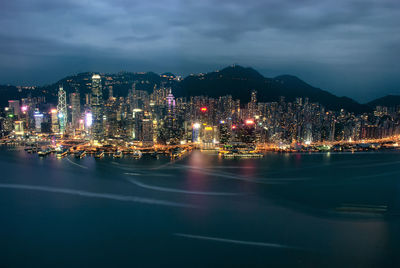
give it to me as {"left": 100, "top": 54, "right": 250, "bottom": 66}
{"left": 114, "top": 34, "right": 163, "bottom": 43}
{"left": 0, "top": 0, "right": 399, "bottom": 102}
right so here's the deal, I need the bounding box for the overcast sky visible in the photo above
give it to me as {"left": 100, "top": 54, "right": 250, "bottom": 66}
{"left": 0, "top": 0, "right": 399, "bottom": 102}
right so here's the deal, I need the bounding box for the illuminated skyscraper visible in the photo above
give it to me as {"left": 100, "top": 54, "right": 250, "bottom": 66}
{"left": 14, "top": 120, "right": 24, "bottom": 136}
{"left": 166, "top": 89, "right": 176, "bottom": 113}
{"left": 91, "top": 74, "right": 103, "bottom": 141}
{"left": 70, "top": 91, "right": 81, "bottom": 129}
{"left": 33, "top": 110, "right": 43, "bottom": 132}
{"left": 163, "top": 89, "right": 178, "bottom": 143}
{"left": 8, "top": 100, "right": 20, "bottom": 117}
{"left": 142, "top": 118, "right": 153, "bottom": 145}
{"left": 192, "top": 123, "right": 200, "bottom": 143}
{"left": 50, "top": 109, "right": 59, "bottom": 133}
{"left": 248, "top": 90, "right": 257, "bottom": 118}
{"left": 57, "top": 85, "right": 67, "bottom": 134}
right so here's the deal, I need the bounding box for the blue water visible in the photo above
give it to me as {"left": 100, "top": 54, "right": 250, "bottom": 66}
{"left": 0, "top": 147, "right": 399, "bottom": 267}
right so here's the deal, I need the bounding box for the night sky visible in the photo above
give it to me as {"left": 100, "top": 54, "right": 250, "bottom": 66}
{"left": 1, "top": 0, "right": 399, "bottom": 102}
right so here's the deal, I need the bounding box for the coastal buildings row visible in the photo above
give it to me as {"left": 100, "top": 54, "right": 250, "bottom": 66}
{"left": 1, "top": 74, "right": 400, "bottom": 146}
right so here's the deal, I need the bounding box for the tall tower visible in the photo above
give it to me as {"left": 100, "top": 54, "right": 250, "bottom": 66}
{"left": 8, "top": 100, "right": 20, "bottom": 118}
{"left": 166, "top": 88, "right": 176, "bottom": 114}
{"left": 70, "top": 91, "right": 81, "bottom": 129}
{"left": 164, "top": 88, "right": 177, "bottom": 143}
{"left": 248, "top": 90, "right": 257, "bottom": 118}
{"left": 57, "top": 85, "right": 67, "bottom": 134}
{"left": 108, "top": 86, "right": 113, "bottom": 100}
{"left": 91, "top": 74, "right": 103, "bottom": 141}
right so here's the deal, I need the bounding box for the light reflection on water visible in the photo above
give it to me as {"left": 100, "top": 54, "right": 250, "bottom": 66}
{"left": 0, "top": 146, "right": 399, "bottom": 266}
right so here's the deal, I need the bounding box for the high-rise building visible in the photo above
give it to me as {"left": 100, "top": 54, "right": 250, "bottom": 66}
{"left": 91, "top": 74, "right": 104, "bottom": 141}
{"left": 192, "top": 123, "right": 200, "bottom": 143}
{"left": 14, "top": 120, "right": 24, "bottom": 136}
{"left": 57, "top": 85, "right": 67, "bottom": 134}
{"left": 132, "top": 109, "right": 143, "bottom": 140}
{"left": 248, "top": 90, "right": 257, "bottom": 118}
{"left": 108, "top": 86, "right": 113, "bottom": 100}
{"left": 142, "top": 118, "right": 153, "bottom": 145}
{"left": 50, "top": 109, "right": 59, "bottom": 133}
{"left": 166, "top": 89, "right": 176, "bottom": 113}
{"left": 70, "top": 91, "right": 81, "bottom": 129}
{"left": 8, "top": 100, "right": 20, "bottom": 118}
{"left": 163, "top": 89, "right": 179, "bottom": 144}
{"left": 33, "top": 110, "right": 44, "bottom": 132}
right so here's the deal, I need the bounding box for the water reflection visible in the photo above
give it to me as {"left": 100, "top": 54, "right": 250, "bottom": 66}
{"left": 184, "top": 151, "right": 213, "bottom": 210}
{"left": 1, "top": 147, "right": 400, "bottom": 266}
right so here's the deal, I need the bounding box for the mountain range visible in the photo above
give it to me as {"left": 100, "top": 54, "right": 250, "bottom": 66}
{"left": 0, "top": 65, "right": 399, "bottom": 114}
{"left": 176, "top": 66, "right": 372, "bottom": 113}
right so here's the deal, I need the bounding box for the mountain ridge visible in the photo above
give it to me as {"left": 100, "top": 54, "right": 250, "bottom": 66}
{"left": 367, "top": 95, "right": 400, "bottom": 108}
{"left": 0, "top": 65, "right": 390, "bottom": 114}
{"left": 177, "top": 65, "right": 371, "bottom": 113}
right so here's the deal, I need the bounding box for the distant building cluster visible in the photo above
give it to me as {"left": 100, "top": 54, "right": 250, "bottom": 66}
{"left": 1, "top": 73, "right": 400, "bottom": 146}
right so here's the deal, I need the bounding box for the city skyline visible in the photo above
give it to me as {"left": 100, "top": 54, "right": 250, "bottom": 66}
{"left": 1, "top": 0, "right": 400, "bottom": 102}
{"left": 2, "top": 71, "right": 400, "bottom": 148}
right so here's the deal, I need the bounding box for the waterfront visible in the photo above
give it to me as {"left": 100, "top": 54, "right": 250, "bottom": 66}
{"left": 1, "top": 147, "right": 400, "bottom": 267}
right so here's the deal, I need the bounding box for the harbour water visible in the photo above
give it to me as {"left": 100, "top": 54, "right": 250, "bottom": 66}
{"left": 0, "top": 147, "right": 399, "bottom": 267}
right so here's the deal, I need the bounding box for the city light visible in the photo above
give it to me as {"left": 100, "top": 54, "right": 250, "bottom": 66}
{"left": 85, "top": 112, "right": 93, "bottom": 127}
{"left": 3, "top": 69, "right": 399, "bottom": 155}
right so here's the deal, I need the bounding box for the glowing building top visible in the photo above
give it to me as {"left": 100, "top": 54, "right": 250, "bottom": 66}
{"left": 166, "top": 88, "right": 175, "bottom": 110}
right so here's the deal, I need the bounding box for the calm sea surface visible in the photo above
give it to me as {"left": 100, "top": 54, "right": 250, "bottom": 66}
{"left": 0, "top": 147, "right": 399, "bottom": 267}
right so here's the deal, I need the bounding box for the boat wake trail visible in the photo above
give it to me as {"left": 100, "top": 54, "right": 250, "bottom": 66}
{"left": 341, "top": 160, "right": 400, "bottom": 170}
{"left": 150, "top": 160, "right": 178, "bottom": 170}
{"left": 180, "top": 167, "right": 290, "bottom": 184}
{"left": 174, "top": 233, "right": 296, "bottom": 249}
{"left": 111, "top": 162, "right": 173, "bottom": 175}
{"left": 354, "top": 169, "right": 400, "bottom": 179}
{"left": 65, "top": 157, "right": 88, "bottom": 169}
{"left": 0, "top": 183, "right": 196, "bottom": 208}
{"left": 126, "top": 178, "right": 243, "bottom": 196}
{"left": 124, "top": 172, "right": 172, "bottom": 177}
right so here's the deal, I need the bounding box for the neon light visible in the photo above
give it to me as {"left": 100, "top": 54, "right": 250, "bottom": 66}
{"left": 200, "top": 107, "right": 207, "bottom": 112}
{"left": 245, "top": 119, "right": 255, "bottom": 125}
{"left": 85, "top": 113, "right": 93, "bottom": 127}
{"left": 193, "top": 123, "right": 200, "bottom": 129}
